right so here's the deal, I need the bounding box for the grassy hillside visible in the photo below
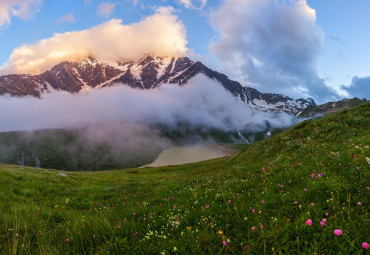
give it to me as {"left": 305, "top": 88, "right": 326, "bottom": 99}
{"left": 0, "top": 102, "right": 369, "bottom": 254}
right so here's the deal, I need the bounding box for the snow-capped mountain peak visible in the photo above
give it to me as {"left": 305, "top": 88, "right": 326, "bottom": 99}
{"left": 0, "top": 55, "right": 315, "bottom": 114}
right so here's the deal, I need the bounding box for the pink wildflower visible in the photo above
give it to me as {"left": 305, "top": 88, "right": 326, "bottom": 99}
{"left": 262, "top": 200, "right": 265, "bottom": 205}
{"left": 311, "top": 203, "right": 314, "bottom": 207}
{"left": 334, "top": 229, "right": 342, "bottom": 236}
{"left": 66, "top": 239, "right": 70, "bottom": 242}
{"left": 304, "top": 188, "right": 307, "bottom": 191}
{"left": 252, "top": 226, "right": 256, "bottom": 231}
{"left": 320, "top": 222, "right": 325, "bottom": 226}
{"left": 223, "top": 240, "right": 227, "bottom": 246}
{"left": 117, "top": 225, "right": 120, "bottom": 229}
{"left": 252, "top": 209, "right": 255, "bottom": 213}
{"left": 362, "top": 242, "right": 369, "bottom": 249}
{"left": 305, "top": 219, "right": 312, "bottom": 226}
{"left": 323, "top": 218, "right": 327, "bottom": 222}
{"left": 358, "top": 202, "right": 361, "bottom": 206}
{"left": 260, "top": 225, "right": 263, "bottom": 229}
{"left": 228, "top": 200, "right": 231, "bottom": 204}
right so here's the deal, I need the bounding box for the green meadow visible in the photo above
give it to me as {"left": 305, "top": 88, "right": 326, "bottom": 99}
{"left": 0, "top": 102, "right": 369, "bottom": 254}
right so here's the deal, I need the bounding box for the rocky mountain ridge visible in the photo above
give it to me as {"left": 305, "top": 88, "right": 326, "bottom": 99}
{"left": 0, "top": 55, "right": 316, "bottom": 114}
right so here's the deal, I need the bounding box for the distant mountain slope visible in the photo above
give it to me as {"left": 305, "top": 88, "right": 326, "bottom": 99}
{"left": 297, "top": 97, "right": 367, "bottom": 117}
{"left": 0, "top": 55, "right": 315, "bottom": 114}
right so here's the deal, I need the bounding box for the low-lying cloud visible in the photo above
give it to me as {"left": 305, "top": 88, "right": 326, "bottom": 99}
{"left": 210, "top": 0, "right": 338, "bottom": 103}
{"left": 0, "top": 7, "right": 187, "bottom": 75}
{"left": 0, "top": 75, "right": 294, "bottom": 133}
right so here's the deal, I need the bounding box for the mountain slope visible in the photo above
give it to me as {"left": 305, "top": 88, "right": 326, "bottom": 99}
{"left": 0, "top": 102, "right": 368, "bottom": 254}
{"left": 0, "top": 55, "right": 315, "bottom": 114}
{"left": 298, "top": 97, "right": 367, "bottom": 117}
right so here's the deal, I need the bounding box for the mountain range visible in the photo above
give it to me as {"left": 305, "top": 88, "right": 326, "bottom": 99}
{"left": 0, "top": 55, "right": 316, "bottom": 114}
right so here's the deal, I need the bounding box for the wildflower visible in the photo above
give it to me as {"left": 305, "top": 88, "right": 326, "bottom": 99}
{"left": 358, "top": 202, "right": 361, "bottom": 206}
{"left": 218, "top": 230, "right": 223, "bottom": 235}
{"left": 322, "top": 218, "right": 327, "bottom": 222}
{"left": 305, "top": 219, "right": 312, "bottom": 226}
{"left": 252, "top": 226, "right": 256, "bottom": 231}
{"left": 117, "top": 225, "right": 120, "bottom": 229}
{"left": 173, "top": 247, "right": 178, "bottom": 252}
{"left": 311, "top": 174, "right": 316, "bottom": 178}
{"left": 223, "top": 240, "right": 227, "bottom": 246}
{"left": 133, "top": 213, "right": 136, "bottom": 216}
{"left": 252, "top": 209, "right": 255, "bottom": 213}
{"left": 260, "top": 225, "right": 263, "bottom": 229}
{"left": 334, "top": 229, "right": 342, "bottom": 236}
{"left": 228, "top": 200, "right": 231, "bottom": 204}
{"left": 304, "top": 188, "right": 307, "bottom": 191}
{"left": 320, "top": 222, "right": 325, "bottom": 226}
{"left": 40, "top": 232, "right": 43, "bottom": 235}
{"left": 311, "top": 203, "right": 314, "bottom": 207}
{"left": 262, "top": 200, "right": 265, "bottom": 204}
{"left": 294, "top": 201, "right": 298, "bottom": 204}
{"left": 66, "top": 239, "right": 70, "bottom": 242}
{"left": 362, "top": 242, "right": 369, "bottom": 249}
{"left": 325, "top": 212, "right": 329, "bottom": 216}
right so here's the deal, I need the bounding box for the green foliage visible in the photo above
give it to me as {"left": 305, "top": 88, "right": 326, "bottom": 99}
{"left": 0, "top": 129, "right": 164, "bottom": 171}
{"left": 0, "top": 102, "right": 369, "bottom": 254}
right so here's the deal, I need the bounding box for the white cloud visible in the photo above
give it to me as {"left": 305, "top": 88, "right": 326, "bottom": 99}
{"left": 179, "top": 0, "right": 207, "bottom": 10}
{"left": 0, "top": 0, "right": 42, "bottom": 29}
{"left": 210, "top": 0, "right": 337, "bottom": 103}
{"left": 0, "top": 75, "right": 294, "bottom": 132}
{"left": 57, "top": 12, "right": 75, "bottom": 24}
{"left": 0, "top": 9, "right": 188, "bottom": 75}
{"left": 97, "top": 2, "right": 115, "bottom": 18}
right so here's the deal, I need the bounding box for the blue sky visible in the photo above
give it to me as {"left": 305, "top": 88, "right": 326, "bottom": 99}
{"left": 0, "top": 0, "right": 369, "bottom": 102}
